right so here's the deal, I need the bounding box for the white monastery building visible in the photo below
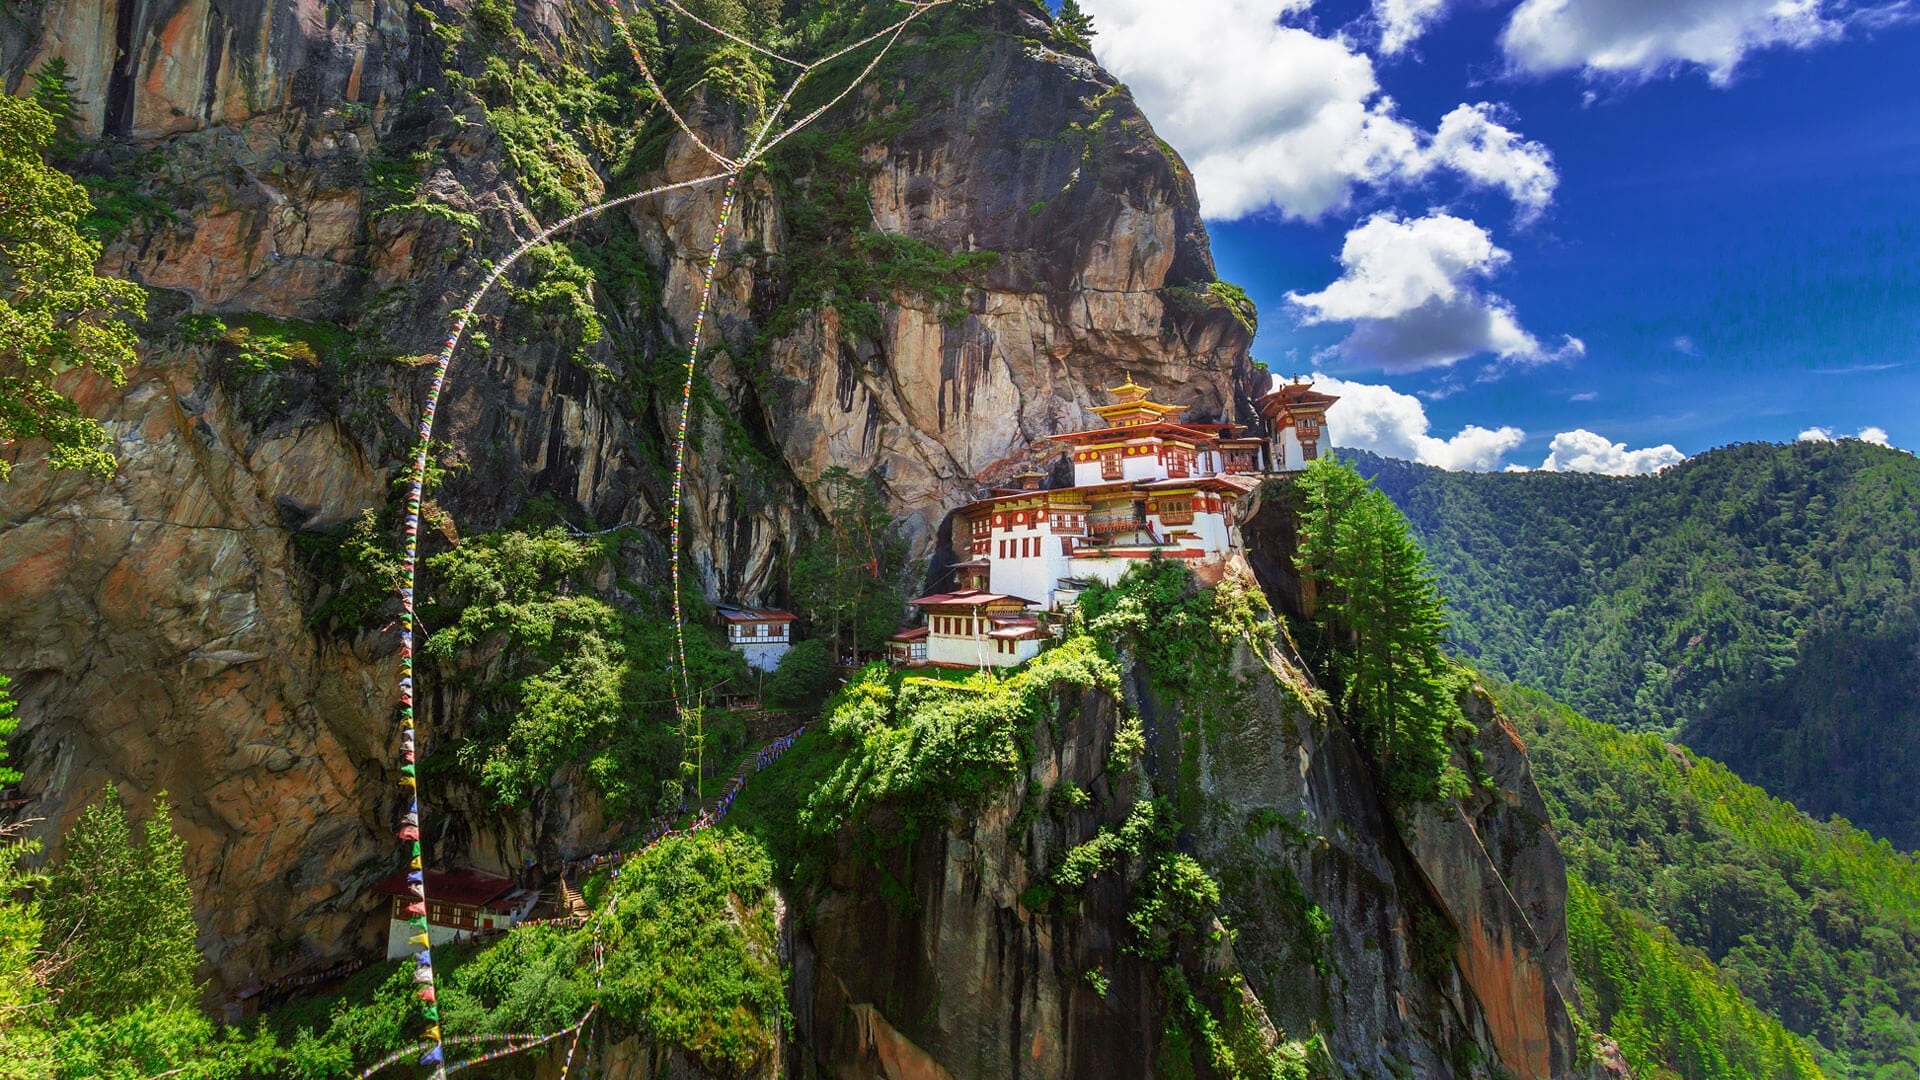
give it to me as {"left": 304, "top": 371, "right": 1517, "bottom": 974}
{"left": 898, "top": 375, "right": 1340, "bottom": 670}
{"left": 714, "top": 606, "right": 797, "bottom": 671}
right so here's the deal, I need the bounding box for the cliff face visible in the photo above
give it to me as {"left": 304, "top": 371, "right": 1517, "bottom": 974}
{"left": 789, "top": 560, "right": 1593, "bottom": 1079}
{"left": 0, "top": 0, "right": 1255, "bottom": 995}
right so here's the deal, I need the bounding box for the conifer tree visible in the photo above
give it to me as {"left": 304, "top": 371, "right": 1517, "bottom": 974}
{"left": 0, "top": 676, "right": 51, "bottom": 1076}
{"left": 1056, "top": 0, "right": 1096, "bottom": 47}
{"left": 40, "top": 790, "right": 200, "bottom": 1019}
{"left": 790, "top": 467, "right": 912, "bottom": 661}
{"left": 1292, "top": 458, "right": 1465, "bottom": 803}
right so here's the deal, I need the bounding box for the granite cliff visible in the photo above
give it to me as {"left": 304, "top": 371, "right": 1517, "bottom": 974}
{"left": 2, "top": 0, "right": 1594, "bottom": 1075}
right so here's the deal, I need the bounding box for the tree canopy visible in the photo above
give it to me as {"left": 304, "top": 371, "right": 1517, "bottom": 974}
{"left": 0, "top": 93, "right": 147, "bottom": 481}
{"left": 1289, "top": 458, "right": 1469, "bottom": 805}
{"left": 1350, "top": 442, "right": 1920, "bottom": 847}
{"left": 789, "top": 466, "right": 913, "bottom": 660}
{"left": 39, "top": 789, "right": 200, "bottom": 1020}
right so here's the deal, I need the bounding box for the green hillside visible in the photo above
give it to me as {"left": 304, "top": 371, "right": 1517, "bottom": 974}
{"left": 1348, "top": 442, "right": 1920, "bottom": 847}
{"left": 1500, "top": 680, "right": 1920, "bottom": 1078}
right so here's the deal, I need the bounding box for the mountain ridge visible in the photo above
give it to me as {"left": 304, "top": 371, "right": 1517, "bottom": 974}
{"left": 1344, "top": 440, "right": 1920, "bottom": 847}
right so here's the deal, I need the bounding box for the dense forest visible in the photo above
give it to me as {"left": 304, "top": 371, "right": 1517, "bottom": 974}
{"left": 1506, "top": 680, "right": 1920, "bottom": 1078}
{"left": 1349, "top": 442, "right": 1920, "bottom": 847}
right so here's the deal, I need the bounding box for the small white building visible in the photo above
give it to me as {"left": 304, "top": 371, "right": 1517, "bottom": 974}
{"left": 715, "top": 606, "right": 797, "bottom": 672}
{"left": 886, "top": 626, "right": 929, "bottom": 665}
{"left": 1258, "top": 378, "right": 1339, "bottom": 472}
{"left": 909, "top": 590, "right": 1043, "bottom": 669}
{"left": 374, "top": 869, "right": 538, "bottom": 958}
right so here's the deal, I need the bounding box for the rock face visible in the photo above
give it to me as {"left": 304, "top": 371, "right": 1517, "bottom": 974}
{"left": 0, "top": 0, "right": 1256, "bottom": 996}
{"left": 790, "top": 556, "right": 1595, "bottom": 1078}
{"left": 3, "top": 1, "right": 1591, "bottom": 1072}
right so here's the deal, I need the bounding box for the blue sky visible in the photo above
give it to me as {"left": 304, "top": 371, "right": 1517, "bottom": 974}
{"left": 1068, "top": 0, "right": 1920, "bottom": 472}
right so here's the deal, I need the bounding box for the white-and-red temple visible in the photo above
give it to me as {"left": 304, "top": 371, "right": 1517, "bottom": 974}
{"left": 902, "top": 375, "right": 1340, "bottom": 668}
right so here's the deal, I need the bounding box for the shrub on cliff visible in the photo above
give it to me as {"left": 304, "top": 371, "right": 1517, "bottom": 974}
{"left": 0, "top": 94, "right": 148, "bottom": 481}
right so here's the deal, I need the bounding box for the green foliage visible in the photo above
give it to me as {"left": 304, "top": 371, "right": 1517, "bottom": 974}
{"left": 295, "top": 509, "right": 406, "bottom": 633}
{"left": 421, "top": 523, "right": 745, "bottom": 809}
{"left": 1504, "top": 680, "right": 1920, "bottom": 1076}
{"left": 0, "top": 93, "right": 148, "bottom": 481}
{"left": 1054, "top": 0, "right": 1097, "bottom": 48}
{"left": 1567, "top": 876, "right": 1826, "bottom": 1080}
{"left": 508, "top": 242, "right": 604, "bottom": 356}
{"left": 215, "top": 315, "right": 347, "bottom": 374}
{"left": 40, "top": 790, "right": 200, "bottom": 1021}
{"left": 53, "top": 1002, "right": 284, "bottom": 1080}
{"left": 0, "top": 676, "right": 51, "bottom": 1077}
{"left": 789, "top": 466, "right": 915, "bottom": 657}
{"left": 1350, "top": 441, "right": 1920, "bottom": 845}
{"left": 29, "top": 60, "right": 80, "bottom": 165}
{"left": 597, "top": 830, "right": 787, "bottom": 1071}
{"left": 1161, "top": 280, "right": 1258, "bottom": 336}
{"left": 1290, "top": 458, "right": 1471, "bottom": 805}
{"left": 763, "top": 637, "right": 834, "bottom": 708}
{"left": 799, "top": 636, "right": 1119, "bottom": 841}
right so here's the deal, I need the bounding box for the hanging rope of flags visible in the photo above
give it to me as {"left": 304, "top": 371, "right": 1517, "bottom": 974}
{"left": 371, "top": 1, "right": 948, "bottom": 1074}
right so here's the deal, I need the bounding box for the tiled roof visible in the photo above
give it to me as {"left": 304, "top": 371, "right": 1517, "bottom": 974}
{"left": 714, "top": 606, "right": 797, "bottom": 623}
{"left": 372, "top": 868, "right": 518, "bottom": 910}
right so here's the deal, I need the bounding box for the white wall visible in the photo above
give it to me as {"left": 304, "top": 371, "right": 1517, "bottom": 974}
{"left": 386, "top": 916, "right": 507, "bottom": 959}
{"left": 737, "top": 640, "right": 790, "bottom": 672}
{"left": 927, "top": 630, "right": 990, "bottom": 668}
{"left": 1274, "top": 427, "right": 1305, "bottom": 471}
{"left": 988, "top": 532, "right": 1070, "bottom": 608}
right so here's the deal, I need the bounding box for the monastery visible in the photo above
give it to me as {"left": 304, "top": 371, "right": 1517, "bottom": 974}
{"left": 900, "top": 375, "right": 1339, "bottom": 669}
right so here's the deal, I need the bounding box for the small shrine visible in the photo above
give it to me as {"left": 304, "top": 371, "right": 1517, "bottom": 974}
{"left": 1258, "top": 377, "right": 1341, "bottom": 471}
{"left": 714, "top": 606, "right": 798, "bottom": 671}
{"left": 373, "top": 868, "right": 538, "bottom": 958}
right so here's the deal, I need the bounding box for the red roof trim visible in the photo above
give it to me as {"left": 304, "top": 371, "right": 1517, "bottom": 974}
{"left": 372, "top": 869, "right": 517, "bottom": 908}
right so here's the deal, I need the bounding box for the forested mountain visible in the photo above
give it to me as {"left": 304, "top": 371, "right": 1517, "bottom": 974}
{"left": 1349, "top": 442, "right": 1920, "bottom": 847}
{"left": 1504, "top": 680, "right": 1920, "bottom": 1078}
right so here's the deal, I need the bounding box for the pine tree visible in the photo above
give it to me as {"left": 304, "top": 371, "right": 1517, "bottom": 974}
{"left": 790, "top": 467, "right": 913, "bottom": 662}
{"left": 0, "top": 676, "right": 52, "bottom": 1076}
{"left": 40, "top": 790, "right": 200, "bottom": 1019}
{"left": 1291, "top": 458, "right": 1466, "bottom": 803}
{"left": 1055, "top": 0, "right": 1096, "bottom": 48}
{"left": 29, "top": 60, "right": 81, "bottom": 166}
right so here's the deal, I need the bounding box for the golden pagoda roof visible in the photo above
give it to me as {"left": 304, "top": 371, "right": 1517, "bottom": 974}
{"left": 1091, "top": 374, "right": 1187, "bottom": 425}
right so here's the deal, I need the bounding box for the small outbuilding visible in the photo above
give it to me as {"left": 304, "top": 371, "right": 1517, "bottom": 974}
{"left": 714, "top": 606, "right": 798, "bottom": 671}
{"left": 886, "top": 626, "right": 929, "bottom": 665}
{"left": 373, "top": 868, "right": 538, "bottom": 958}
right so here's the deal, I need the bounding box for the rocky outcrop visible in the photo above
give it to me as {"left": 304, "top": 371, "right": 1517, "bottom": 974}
{"left": 790, "top": 557, "right": 1595, "bottom": 1079}
{"left": 0, "top": 0, "right": 1257, "bottom": 995}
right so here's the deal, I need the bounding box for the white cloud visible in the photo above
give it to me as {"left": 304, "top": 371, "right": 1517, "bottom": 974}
{"left": 1429, "top": 104, "right": 1559, "bottom": 221}
{"left": 1800, "top": 424, "right": 1893, "bottom": 445}
{"left": 1499, "top": 0, "right": 1898, "bottom": 85}
{"left": 1377, "top": 0, "right": 1452, "bottom": 54}
{"left": 1288, "top": 212, "right": 1585, "bottom": 370}
{"left": 1313, "top": 373, "right": 1527, "bottom": 470}
{"left": 1673, "top": 335, "right": 1700, "bottom": 355}
{"left": 1084, "top": 0, "right": 1557, "bottom": 220}
{"left": 1571, "top": 391, "right": 1599, "bottom": 401}
{"left": 1536, "top": 429, "right": 1685, "bottom": 474}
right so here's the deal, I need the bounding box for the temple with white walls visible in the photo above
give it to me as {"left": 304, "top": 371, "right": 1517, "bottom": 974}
{"left": 902, "top": 375, "right": 1340, "bottom": 669}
